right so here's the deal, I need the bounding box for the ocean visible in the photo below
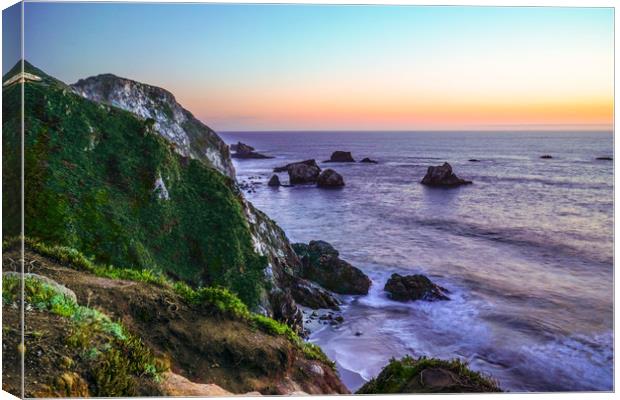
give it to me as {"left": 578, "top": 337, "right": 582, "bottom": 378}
{"left": 220, "top": 130, "right": 614, "bottom": 392}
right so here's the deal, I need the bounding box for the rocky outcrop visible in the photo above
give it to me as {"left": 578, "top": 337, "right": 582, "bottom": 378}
{"left": 71, "top": 74, "right": 235, "bottom": 178}
{"left": 357, "top": 356, "right": 501, "bottom": 394}
{"left": 293, "top": 241, "right": 371, "bottom": 295}
{"left": 317, "top": 169, "right": 345, "bottom": 188}
{"left": 273, "top": 159, "right": 320, "bottom": 173}
{"left": 287, "top": 277, "right": 341, "bottom": 311}
{"left": 384, "top": 273, "right": 449, "bottom": 302}
{"left": 421, "top": 162, "right": 472, "bottom": 187}
{"left": 324, "top": 151, "right": 355, "bottom": 162}
{"left": 268, "top": 175, "right": 281, "bottom": 187}
{"left": 3, "top": 271, "right": 77, "bottom": 303}
{"left": 231, "top": 141, "right": 273, "bottom": 159}
{"left": 288, "top": 163, "right": 321, "bottom": 184}
{"left": 360, "top": 157, "right": 378, "bottom": 164}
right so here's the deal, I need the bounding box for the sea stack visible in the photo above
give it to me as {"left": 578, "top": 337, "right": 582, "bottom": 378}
{"left": 324, "top": 151, "right": 355, "bottom": 163}
{"left": 317, "top": 169, "right": 345, "bottom": 188}
{"left": 420, "top": 162, "right": 472, "bottom": 187}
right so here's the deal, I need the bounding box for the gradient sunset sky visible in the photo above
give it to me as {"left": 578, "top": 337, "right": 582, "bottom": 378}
{"left": 6, "top": 3, "right": 614, "bottom": 131}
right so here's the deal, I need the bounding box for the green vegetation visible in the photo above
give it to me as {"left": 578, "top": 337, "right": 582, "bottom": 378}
{"left": 356, "top": 356, "right": 501, "bottom": 394}
{"left": 4, "top": 238, "right": 334, "bottom": 368}
{"left": 3, "top": 62, "right": 266, "bottom": 307}
{"left": 2, "top": 273, "right": 165, "bottom": 396}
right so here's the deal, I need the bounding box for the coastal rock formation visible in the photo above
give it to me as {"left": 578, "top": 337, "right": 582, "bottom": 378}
{"left": 273, "top": 159, "right": 320, "bottom": 173}
{"left": 384, "top": 273, "right": 449, "bottom": 302}
{"left": 288, "top": 277, "right": 341, "bottom": 311}
{"left": 317, "top": 169, "right": 345, "bottom": 188}
{"left": 288, "top": 162, "right": 321, "bottom": 184}
{"left": 71, "top": 72, "right": 236, "bottom": 178}
{"left": 420, "top": 162, "right": 472, "bottom": 187}
{"left": 268, "top": 175, "right": 281, "bottom": 187}
{"left": 540, "top": 155, "right": 553, "bottom": 159}
{"left": 324, "top": 151, "right": 355, "bottom": 163}
{"left": 360, "top": 157, "right": 378, "bottom": 164}
{"left": 293, "top": 241, "right": 371, "bottom": 295}
{"left": 357, "top": 356, "right": 501, "bottom": 394}
{"left": 231, "top": 141, "right": 274, "bottom": 159}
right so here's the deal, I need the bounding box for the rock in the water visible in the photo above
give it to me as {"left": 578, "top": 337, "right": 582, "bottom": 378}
{"left": 540, "top": 155, "right": 553, "bottom": 159}
{"left": 356, "top": 356, "right": 501, "bottom": 394}
{"left": 273, "top": 159, "right": 320, "bottom": 173}
{"left": 384, "top": 273, "right": 449, "bottom": 302}
{"left": 289, "top": 277, "right": 341, "bottom": 310}
{"left": 231, "top": 141, "right": 274, "bottom": 159}
{"left": 293, "top": 241, "right": 371, "bottom": 295}
{"left": 324, "top": 151, "right": 355, "bottom": 163}
{"left": 268, "top": 175, "right": 281, "bottom": 187}
{"left": 360, "top": 157, "right": 378, "bottom": 164}
{"left": 317, "top": 169, "right": 345, "bottom": 188}
{"left": 468, "top": 159, "right": 480, "bottom": 162}
{"left": 288, "top": 162, "right": 321, "bottom": 184}
{"left": 596, "top": 156, "right": 613, "bottom": 161}
{"left": 420, "top": 162, "right": 472, "bottom": 187}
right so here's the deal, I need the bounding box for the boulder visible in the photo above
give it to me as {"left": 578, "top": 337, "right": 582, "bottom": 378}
{"left": 4, "top": 272, "right": 77, "bottom": 303}
{"left": 288, "top": 163, "right": 321, "bottom": 184}
{"left": 324, "top": 151, "right": 355, "bottom": 163}
{"left": 540, "top": 155, "right": 553, "bottom": 159}
{"left": 360, "top": 157, "right": 378, "bottom": 164}
{"left": 289, "top": 278, "right": 341, "bottom": 310}
{"left": 420, "top": 162, "right": 472, "bottom": 187}
{"left": 293, "top": 241, "right": 371, "bottom": 295}
{"left": 317, "top": 169, "right": 345, "bottom": 188}
{"left": 268, "top": 175, "right": 281, "bottom": 187}
{"left": 273, "top": 159, "right": 320, "bottom": 173}
{"left": 384, "top": 273, "right": 449, "bottom": 302}
{"left": 269, "top": 290, "right": 304, "bottom": 331}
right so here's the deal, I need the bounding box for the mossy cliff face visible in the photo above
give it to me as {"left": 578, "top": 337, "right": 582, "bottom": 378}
{"left": 3, "top": 62, "right": 266, "bottom": 308}
{"left": 71, "top": 73, "right": 235, "bottom": 178}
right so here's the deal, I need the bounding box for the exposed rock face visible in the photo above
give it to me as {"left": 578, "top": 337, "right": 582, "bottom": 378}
{"left": 360, "top": 157, "right": 378, "bottom": 164}
{"left": 288, "top": 163, "right": 321, "bottom": 184}
{"left": 268, "top": 175, "right": 281, "bottom": 187}
{"left": 71, "top": 74, "right": 235, "bottom": 178}
{"left": 287, "top": 277, "right": 341, "bottom": 310}
{"left": 231, "top": 141, "right": 273, "bottom": 159}
{"left": 384, "top": 273, "right": 449, "bottom": 302}
{"left": 317, "top": 169, "right": 345, "bottom": 188}
{"left": 274, "top": 159, "right": 320, "bottom": 173}
{"left": 324, "top": 151, "right": 355, "bottom": 162}
{"left": 420, "top": 162, "right": 472, "bottom": 187}
{"left": 540, "top": 155, "right": 553, "bottom": 159}
{"left": 293, "top": 241, "right": 371, "bottom": 295}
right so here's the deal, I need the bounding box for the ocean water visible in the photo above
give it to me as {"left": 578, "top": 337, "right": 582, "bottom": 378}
{"left": 221, "top": 131, "right": 614, "bottom": 392}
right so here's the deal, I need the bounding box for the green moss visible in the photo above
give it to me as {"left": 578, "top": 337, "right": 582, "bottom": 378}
{"left": 356, "top": 356, "right": 501, "bottom": 394}
{"left": 3, "top": 74, "right": 266, "bottom": 307}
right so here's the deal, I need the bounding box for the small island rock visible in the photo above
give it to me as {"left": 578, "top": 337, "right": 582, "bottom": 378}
{"left": 274, "top": 159, "right": 320, "bottom": 173}
{"left": 596, "top": 156, "right": 613, "bottom": 161}
{"left": 317, "top": 169, "right": 345, "bottom": 188}
{"left": 324, "top": 151, "right": 355, "bottom": 163}
{"left": 360, "top": 157, "right": 378, "bottom": 164}
{"left": 288, "top": 162, "right": 321, "bottom": 184}
{"left": 231, "top": 141, "right": 274, "bottom": 159}
{"left": 268, "top": 175, "right": 281, "bottom": 187}
{"left": 420, "top": 162, "right": 472, "bottom": 187}
{"left": 540, "top": 155, "right": 553, "bottom": 159}
{"left": 384, "top": 273, "right": 449, "bottom": 302}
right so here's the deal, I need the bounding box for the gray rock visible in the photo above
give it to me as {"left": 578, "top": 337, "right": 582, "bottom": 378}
{"left": 384, "top": 273, "right": 449, "bottom": 302}
{"left": 324, "top": 151, "right": 355, "bottom": 163}
{"left": 268, "top": 175, "right": 281, "bottom": 187}
{"left": 317, "top": 169, "right": 345, "bottom": 188}
{"left": 288, "top": 163, "right": 321, "bottom": 184}
{"left": 420, "top": 162, "right": 472, "bottom": 187}
{"left": 360, "top": 157, "right": 378, "bottom": 164}
{"left": 4, "top": 272, "right": 77, "bottom": 303}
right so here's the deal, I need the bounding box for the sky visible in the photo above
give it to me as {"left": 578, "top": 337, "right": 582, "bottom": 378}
{"left": 4, "top": 3, "right": 615, "bottom": 131}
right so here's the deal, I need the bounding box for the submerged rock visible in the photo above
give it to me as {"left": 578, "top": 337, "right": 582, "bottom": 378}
{"left": 468, "top": 159, "right": 480, "bottom": 162}
{"left": 268, "top": 175, "right": 281, "bottom": 187}
{"left": 357, "top": 356, "right": 501, "bottom": 394}
{"left": 231, "top": 141, "right": 274, "bottom": 159}
{"left": 293, "top": 241, "right": 371, "bottom": 295}
{"left": 360, "top": 157, "right": 378, "bottom": 164}
{"left": 324, "top": 151, "right": 355, "bottom": 163}
{"left": 384, "top": 273, "right": 449, "bottom": 302}
{"left": 317, "top": 169, "right": 345, "bottom": 188}
{"left": 596, "top": 156, "right": 613, "bottom": 161}
{"left": 288, "top": 162, "right": 321, "bottom": 184}
{"left": 420, "top": 162, "right": 472, "bottom": 187}
{"left": 540, "top": 155, "right": 553, "bottom": 159}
